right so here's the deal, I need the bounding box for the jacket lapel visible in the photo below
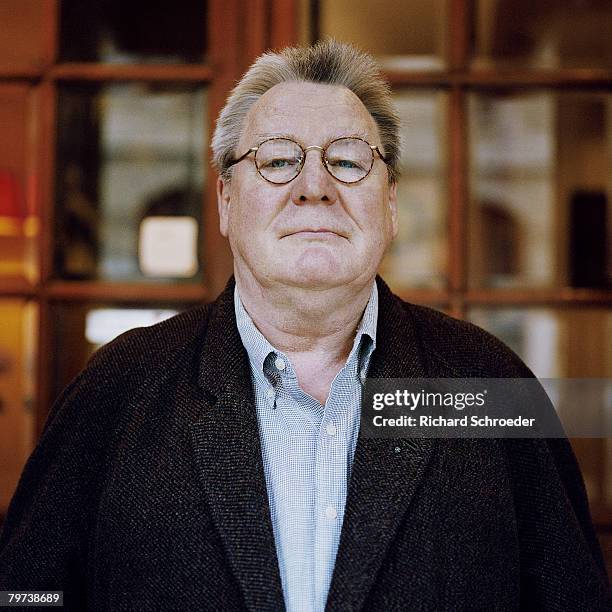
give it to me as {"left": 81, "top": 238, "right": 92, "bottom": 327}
{"left": 190, "top": 277, "right": 286, "bottom": 611}
{"left": 325, "top": 277, "right": 437, "bottom": 612}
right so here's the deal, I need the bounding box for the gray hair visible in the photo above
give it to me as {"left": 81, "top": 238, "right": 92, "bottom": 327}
{"left": 211, "top": 38, "right": 401, "bottom": 184}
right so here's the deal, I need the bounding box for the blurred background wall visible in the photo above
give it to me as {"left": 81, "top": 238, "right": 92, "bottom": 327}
{"left": 0, "top": 0, "right": 611, "bottom": 564}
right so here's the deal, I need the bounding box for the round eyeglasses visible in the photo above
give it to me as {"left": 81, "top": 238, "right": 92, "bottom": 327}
{"left": 227, "top": 136, "right": 389, "bottom": 185}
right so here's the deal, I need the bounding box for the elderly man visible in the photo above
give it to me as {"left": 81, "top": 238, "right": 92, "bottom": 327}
{"left": 0, "top": 40, "right": 609, "bottom": 611}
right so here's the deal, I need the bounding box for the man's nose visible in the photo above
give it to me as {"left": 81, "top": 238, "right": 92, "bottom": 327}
{"left": 290, "top": 147, "right": 338, "bottom": 205}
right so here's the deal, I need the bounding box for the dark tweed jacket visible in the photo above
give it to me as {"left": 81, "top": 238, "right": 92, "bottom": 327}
{"left": 0, "top": 276, "right": 610, "bottom": 611}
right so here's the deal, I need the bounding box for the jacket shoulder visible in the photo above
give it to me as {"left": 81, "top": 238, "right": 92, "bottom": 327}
{"left": 401, "top": 301, "right": 533, "bottom": 378}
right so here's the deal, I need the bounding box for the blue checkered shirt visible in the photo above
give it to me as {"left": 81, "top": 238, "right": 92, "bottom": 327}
{"left": 234, "top": 283, "right": 378, "bottom": 612}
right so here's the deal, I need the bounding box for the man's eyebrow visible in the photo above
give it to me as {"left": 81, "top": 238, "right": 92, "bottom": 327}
{"left": 254, "top": 132, "right": 298, "bottom": 141}
{"left": 253, "top": 130, "right": 371, "bottom": 142}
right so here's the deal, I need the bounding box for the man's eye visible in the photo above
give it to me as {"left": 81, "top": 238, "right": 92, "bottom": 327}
{"left": 262, "top": 158, "right": 297, "bottom": 169}
{"left": 329, "top": 159, "right": 360, "bottom": 170}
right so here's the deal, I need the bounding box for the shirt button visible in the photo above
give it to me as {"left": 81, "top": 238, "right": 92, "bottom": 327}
{"left": 360, "top": 368, "right": 367, "bottom": 381}
{"left": 325, "top": 505, "right": 337, "bottom": 520}
{"left": 266, "top": 388, "right": 275, "bottom": 400}
{"left": 274, "top": 357, "right": 286, "bottom": 371}
{"left": 326, "top": 423, "right": 336, "bottom": 436}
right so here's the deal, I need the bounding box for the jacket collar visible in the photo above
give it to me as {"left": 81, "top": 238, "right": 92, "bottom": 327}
{"left": 191, "top": 275, "right": 435, "bottom": 611}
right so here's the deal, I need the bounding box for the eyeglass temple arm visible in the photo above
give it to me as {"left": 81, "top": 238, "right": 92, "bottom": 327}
{"left": 227, "top": 146, "right": 258, "bottom": 168}
{"left": 371, "top": 145, "right": 389, "bottom": 164}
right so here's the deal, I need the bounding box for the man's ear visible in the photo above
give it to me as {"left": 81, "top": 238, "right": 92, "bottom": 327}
{"left": 388, "top": 181, "right": 399, "bottom": 240}
{"left": 217, "top": 175, "right": 231, "bottom": 237}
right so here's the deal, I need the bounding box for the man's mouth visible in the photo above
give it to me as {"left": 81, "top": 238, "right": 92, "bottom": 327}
{"left": 282, "top": 228, "right": 346, "bottom": 239}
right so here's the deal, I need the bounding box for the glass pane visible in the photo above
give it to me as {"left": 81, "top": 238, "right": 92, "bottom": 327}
{"left": 0, "top": 299, "right": 37, "bottom": 518}
{"left": 468, "top": 307, "right": 612, "bottom": 509}
{"left": 468, "top": 307, "right": 611, "bottom": 378}
{"left": 0, "top": 84, "right": 38, "bottom": 283}
{"left": 468, "top": 91, "right": 611, "bottom": 289}
{"left": 317, "top": 0, "right": 446, "bottom": 70}
{"left": 55, "top": 84, "right": 206, "bottom": 282}
{"left": 472, "top": 0, "right": 612, "bottom": 70}
{"left": 379, "top": 90, "right": 448, "bottom": 289}
{"left": 51, "top": 303, "right": 184, "bottom": 405}
{"left": 0, "top": 0, "right": 47, "bottom": 73}
{"left": 59, "top": 0, "right": 207, "bottom": 64}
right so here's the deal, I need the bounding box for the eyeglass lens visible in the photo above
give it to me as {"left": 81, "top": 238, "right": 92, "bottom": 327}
{"left": 255, "top": 138, "right": 374, "bottom": 184}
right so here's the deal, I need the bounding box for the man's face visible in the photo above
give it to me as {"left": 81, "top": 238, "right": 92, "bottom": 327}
{"left": 217, "top": 81, "right": 398, "bottom": 290}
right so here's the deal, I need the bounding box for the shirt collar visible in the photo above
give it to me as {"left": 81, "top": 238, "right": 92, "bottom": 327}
{"left": 234, "top": 281, "right": 378, "bottom": 378}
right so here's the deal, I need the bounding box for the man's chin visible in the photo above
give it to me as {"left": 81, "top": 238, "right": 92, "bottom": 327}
{"left": 275, "top": 264, "right": 353, "bottom": 290}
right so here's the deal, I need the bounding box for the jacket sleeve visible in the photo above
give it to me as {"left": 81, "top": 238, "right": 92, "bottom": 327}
{"left": 0, "top": 340, "right": 128, "bottom": 609}
{"left": 503, "top": 436, "right": 612, "bottom": 611}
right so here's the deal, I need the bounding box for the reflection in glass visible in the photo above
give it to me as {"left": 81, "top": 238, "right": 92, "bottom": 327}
{"left": 59, "top": 0, "right": 206, "bottom": 64}
{"left": 469, "top": 306, "right": 612, "bottom": 506}
{"left": 379, "top": 90, "right": 447, "bottom": 289}
{"left": 0, "top": 300, "right": 37, "bottom": 516}
{"left": 85, "top": 308, "right": 179, "bottom": 348}
{"left": 0, "top": 1, "right": 47, "bottom": 72}
{"left": 468, "top": 91, "right": 611, "bottom": 289}
{"left": 317, "top": 0, "right": 446, "bottom": 70}
{"left": 473, "top": 0, "right": 612, "bottom": 69}
{"left": 55, "top": 84, "right": 206, "bottom": 282}
{"left": 51, "top": 304, "right": 182, "bottom": 405}
{"left": 0, "top": 85, "right": 38, "bottom": 283}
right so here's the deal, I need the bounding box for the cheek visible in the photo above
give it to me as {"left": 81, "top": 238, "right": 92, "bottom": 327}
{"left": 359, "top": 194, "right": 392, "bottom": 233}
{"left": 226, "top": 196, "right": 253, "bottom": 250}
{"left": 227, "top": 188, "right": 277, "bottom": 243}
